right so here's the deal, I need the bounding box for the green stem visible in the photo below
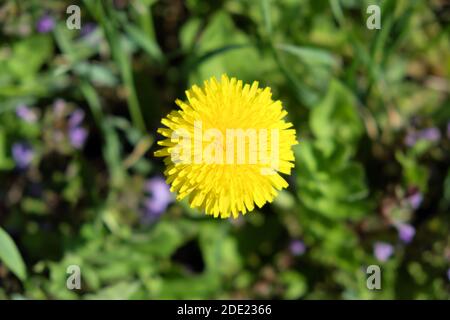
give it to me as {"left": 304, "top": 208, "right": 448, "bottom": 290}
{"left": 85, "top": 0, "right": 146, "bottom": 133}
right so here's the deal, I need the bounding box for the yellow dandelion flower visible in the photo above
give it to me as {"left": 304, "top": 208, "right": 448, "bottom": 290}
{"left": 155, "top": 74, "right": 297, "bottom": 219}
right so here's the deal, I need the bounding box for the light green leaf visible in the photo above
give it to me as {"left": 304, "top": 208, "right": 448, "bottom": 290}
{"left": 261, "top": 0, "right": 273, "bottom": 36}
{"left": 310, "top": 79, "right": 364, "bottom": 146}
{"left": 85, "top": 281, "right": 141, "bottom": 300}
{"left": 296, "top": 140, "right": 369, "bottom": 220}
{"left": 276, "top": 43, "right": 338, "bottom": 67}
{"left": 7, "top": 35, "right": 53, "bottom": 79}
{"left": 124, "top": 24, "right": 164, "bottom": 64}
{"left": 280, "top": 271, "right": 307, "bottom": 299}
{"left": 73, "top": 62, "right": 118, "bottom": 87}
{"left": 185, "top": 11, "right": 272, "bottom": 84}
{"left": 0, "top": 227, "right": 27, "bottom": 281}
{"left": 395, "top": 151, "right": 429, "bottom": 192}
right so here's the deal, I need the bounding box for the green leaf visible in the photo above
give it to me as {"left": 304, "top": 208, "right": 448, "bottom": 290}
{"left": 0, "top": 227, "right": 27, "bottom": 281}
{"left": 310, "top": 79, "right": 364, "bottom": 146}
{"left": 73, "top": 62, "right": 118, "bottom": 87}
{"left": 124, "top": 24, "right": 164, "bottom": 64}
{"left": 85, "top": 281, "right": 141, "bottom": 300}
{"left": 395, "top": 151, "right": 429, "bottom": 192}
{"left": 186, "top": 44, "right": 251, "bottom": 72}
{"left": 185, "top": 11, "right": 272, "bottom": 84}
{"left": 157, "top": 273, "right": 221, "bottom": 299}
{"left": 280, "top": 271, "right": 307, "bottom": 299}
{"left": 275, "top": 43, "right": 338, "bottom": 68}
{"left": 130, "top": 221, "right": 188, "bottom": 258}
{"left": 261, "top": 0, "right": 273, "bottom": 36}
{"left": 296, "top": 140, "right": 369, "bottom": 220}
{"left": 329, "top": 0, "right": 345, "bottom": 26}
{"left": 84, "top": 1, "right": 146, "bottom": 132}
{"left": 0, "top": 129, "right": 14, "bottom": 170}
{"left": 7, "top": 35, "right": 53, "bottom": 79}
{"left": 199, "top": 223, "right": 241, "bottom": 276}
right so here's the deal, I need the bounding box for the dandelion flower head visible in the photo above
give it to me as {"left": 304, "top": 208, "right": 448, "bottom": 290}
{"left": 155, "top": 75, "right": 297, "bottom": 218}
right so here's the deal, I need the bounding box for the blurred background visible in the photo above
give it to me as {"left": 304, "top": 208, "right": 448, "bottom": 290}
{"left": 0, "top": 0, "right": 449, "bottom": 299}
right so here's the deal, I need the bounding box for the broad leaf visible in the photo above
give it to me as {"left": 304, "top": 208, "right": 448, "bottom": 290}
{"left": 310, "top": 79, "right": 364, "bottom": 146}
{"left": 0, "top": 227, "right": 27, "bottom": 281}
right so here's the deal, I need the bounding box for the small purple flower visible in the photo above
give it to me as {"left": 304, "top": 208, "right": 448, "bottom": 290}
{"left": 36, "top": 14, "right": 55, "bottom": 33}
{"left": 68, "top": 109, "right": 85, "bottom": 128}
{"left": 404, "top": 132, "right": 417, "bottom": 147}
{"left": 142, "top": 177, "right": 173, "bottom": 221}
{"left": 69, "top": 127, "right": 88, "bottom": 149}
{"left": 405, "top": 128, "right": 441, "bottom": 147}
{"left": 80, "top": 22, "right": 96, "bottom": 37}
{"left": 407, "top": 191, "right": 423, "bottom": 210}
{"left": 374, "top": 242, "right": 394, "bottom": 262}
{"left": 68, "top": 109, "right": 88, "bottom": 149}
{"left": 289, "top": 240, "right": 306, "bottom": 256}
{"left": 447, "top": 268, "right": 450, "bottom": 281}
{"left": 16, "top": 105, "right": 37, "bottom": 123}
{"left": 12, "top": 143, "right": 34, "bottom": 169}
{"left": 418, "top": 127, "right": 441, "bottom": 142}
{"left": 397, "top": 223, "right": 415, "bottom": 244}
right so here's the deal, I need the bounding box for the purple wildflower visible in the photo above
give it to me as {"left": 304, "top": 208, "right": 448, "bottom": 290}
{"left": 68, "top": 109, "right": 88, "bottom": 149}
{"left": 374, "top": 242, "right": 394, "bottom": 262}
{"left": 142, "top": 177, "right": 173, "bottom": 221}
{"left": 80, "top": 22, "right": 96, "bottom": 37}
{"left": 405, "top": 128, "right": 441, "bottom": 147}
{"left": 407, "top": 191, "right": 423, "bottom": 210}
{"left": 68, "top": 109, "right": 85, "bottom": 128}
{"left": 397, "top": 223, "right": 415, "bottom": 244}
{"left": 418, "top": 127, "right": 441, "bottom": 142}
{"left": 12, "top": 143, "right": 34, "bottom": 169}
{"left": 16, "top": 105, "right": 37, "bottom": 123}
{"left": 404, "top": 132, "right": 417, "bottom": 147}
{"left": 36, "top": 14, "right": 55, "bottom": 33}
{"left": 289, "top": 240, "right": 306, "bottom": 256}
{"left": 69, "top": 127, "right": 88, "bottom": 149}
{"left": 447, "top": 268, "right": 450, "bottom": 281}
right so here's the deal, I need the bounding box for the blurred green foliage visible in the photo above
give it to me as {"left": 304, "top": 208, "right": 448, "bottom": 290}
{"left": 0, "top": 0, "right": 449, "bottom": 299}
